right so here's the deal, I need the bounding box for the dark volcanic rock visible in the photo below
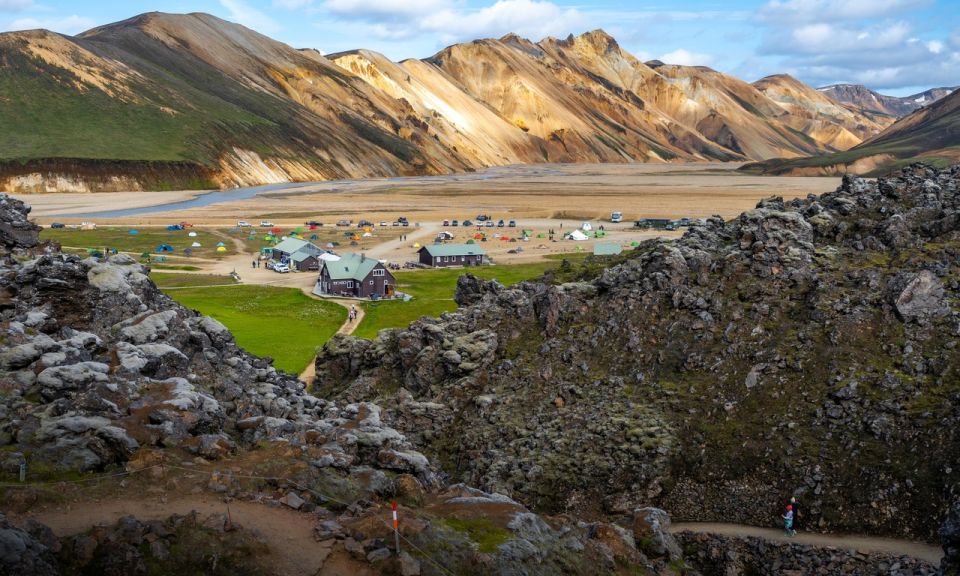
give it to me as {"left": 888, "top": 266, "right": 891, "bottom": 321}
{"left": 315, "top": 164, "right": 960, "bottom": 541}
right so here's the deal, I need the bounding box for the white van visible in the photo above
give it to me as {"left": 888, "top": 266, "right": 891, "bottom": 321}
{"left": 611, "top": 211, "right": 622, "bottom": 223}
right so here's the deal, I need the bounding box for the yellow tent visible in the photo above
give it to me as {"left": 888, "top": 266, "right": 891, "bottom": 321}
{"left": 216, "top": 246, "right": 227, "bottom": 253}
{"left": 413, "top": 242, "right": 421, "bottom": 248}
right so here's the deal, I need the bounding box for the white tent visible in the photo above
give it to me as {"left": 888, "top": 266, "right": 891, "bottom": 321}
{"left": 191, "top": 242, "right": 201, "bottom": 247}
{"left": 567, "top": 229, "right": 588, "bottom": 241}
{"left": 581, "top": 222, "right": 592, "bottom": 231}
{"left": 187, "top": 231, "right": 197, "bottom": 237}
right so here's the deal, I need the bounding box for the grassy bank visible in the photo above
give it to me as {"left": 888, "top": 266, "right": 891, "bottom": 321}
{"left": 166, "top": 285, "right": 346, "bottom": 374}
{"left": 41, "top": 226, "right": 237, "bottom": 259}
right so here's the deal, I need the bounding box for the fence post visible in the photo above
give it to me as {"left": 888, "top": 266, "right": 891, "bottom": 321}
{"left": 19, "top": 461, "right": 26, "bottom": 482}
{"left": 392, "top": 500, "right": 400, "bottom": 555}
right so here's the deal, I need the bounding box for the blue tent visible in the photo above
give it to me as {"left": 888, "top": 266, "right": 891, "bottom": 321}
{"left": 166, "top": 224, "right": 183, "bottom": 231}
{"left": 128, "top": 229, "right": 139, "bottom": 235}
{"left": 216, "top": 241, "right": 226, "bottom": 247}
{"left": 156, "top": 244, "right": 174, "bottom": 253}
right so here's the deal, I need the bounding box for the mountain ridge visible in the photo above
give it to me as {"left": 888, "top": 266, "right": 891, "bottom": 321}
{"left": 0, "top": 12, "right": 903, "bottom": 192}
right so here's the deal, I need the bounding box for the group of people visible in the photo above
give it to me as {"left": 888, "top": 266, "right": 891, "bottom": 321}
{"left": 251, "top": 259, "right": 262, "bottom": 268}
{"left": 348, "top": 304, "right": 358, "bottom": 322}
{"left": 781, "top": 496, "right": 801, "bottom": 537}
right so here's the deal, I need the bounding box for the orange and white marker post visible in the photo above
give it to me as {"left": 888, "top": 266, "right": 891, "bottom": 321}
{"left": 392, "top": 500, "right": 401, "bottom": 554}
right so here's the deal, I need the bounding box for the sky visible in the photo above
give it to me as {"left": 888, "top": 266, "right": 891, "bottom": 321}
{"left": 1, "top": 0, "right": 957, "bottom": 96}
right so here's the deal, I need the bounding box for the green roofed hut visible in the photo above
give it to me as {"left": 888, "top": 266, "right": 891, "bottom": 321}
{"left": 593, "top": 243, "right": 623, "bottom": 256}
{"left": 272, "top": 237, "right": 324, "bottom": 271}
{"left": 315, "top": 253, "right": 395, "bottom": 298}
{"left": 418, "top": 243, "right": 487, "bottom": 268}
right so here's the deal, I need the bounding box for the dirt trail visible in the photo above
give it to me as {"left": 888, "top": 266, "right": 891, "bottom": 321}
{"left": 670, "top": 522, "right": 943, "bottom": 564}
{"left": 14, "top": 496, "right": 329, "bottom": 576}
{"left": 298, "top": 290, "right": 365, "bottom": 386}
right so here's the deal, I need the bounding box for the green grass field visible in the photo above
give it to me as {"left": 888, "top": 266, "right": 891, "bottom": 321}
{"left": 352, "top": 261, "right": 567, "bottom": 340}
{"left": 151, "top": 273, "right": 237, "bottom": 288}
{"left": 165, "top": 285, "right": 346, "bottom": 374}
{"left": 41, "top": 227, "right": 237, "bottom": 259}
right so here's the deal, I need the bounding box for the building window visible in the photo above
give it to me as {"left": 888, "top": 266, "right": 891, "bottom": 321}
{"left": 346, "top": 281, "right": 353, "bottom": 288}
{"left": 373, "top": 269, "right": 385, "bottom": 276}
{"left": 369, "top": 280, "right": 374, "bottom": 286}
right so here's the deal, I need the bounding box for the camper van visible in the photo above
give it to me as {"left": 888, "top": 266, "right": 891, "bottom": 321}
{"left": 611, "top": 211, "right": 623, "bottom": 223}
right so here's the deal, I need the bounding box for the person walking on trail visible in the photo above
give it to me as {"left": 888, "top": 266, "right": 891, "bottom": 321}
{"left": 790, "top": 496, "right": 801, "bottom": 531}
{"left": 782, "top": 504, "right": 796, "bottom": 537}
{"left": 252, "top": 260, "right": 256, "bottom": 268}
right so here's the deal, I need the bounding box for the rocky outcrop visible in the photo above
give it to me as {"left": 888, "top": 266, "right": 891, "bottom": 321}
{"left": 944, "top": 500, "right": 960, "bottom": 574}
{"left": 677, "top": 531, "right": 938, "bottom": 575}
{"left": 316, "top": 164, "right": 960, "bottom": 541}
{"left": 0, "top": 514, "right": 58, "bottom": 576}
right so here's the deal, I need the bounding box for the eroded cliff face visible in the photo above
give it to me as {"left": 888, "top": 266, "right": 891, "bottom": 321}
{"left": 316, "top": 164, "right": 960, "bottom": 543}
{"left": 1, "top": 16, "right": 892, "bottom": 192}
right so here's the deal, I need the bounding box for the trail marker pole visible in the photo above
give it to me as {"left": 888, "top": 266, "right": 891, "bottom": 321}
{"left": 392, "top": 500, "right": 400, "bottom": 555}
{"left": 19, "top": 462, "right": 26, "bottom": 482}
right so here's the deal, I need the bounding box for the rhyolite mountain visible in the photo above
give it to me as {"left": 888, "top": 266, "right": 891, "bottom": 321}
{"left": 819, "top": 83, "right": 956, "bottom": 118}
{"left": 748, "top": 88, "right": 960, "bottom": 176}
{"left": 0, "top": 12, "right": 888, "bottom": 193}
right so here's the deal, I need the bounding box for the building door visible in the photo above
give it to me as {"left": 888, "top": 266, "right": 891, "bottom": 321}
{"left": 385, "top": 283, "right": 394, "bottom": 297}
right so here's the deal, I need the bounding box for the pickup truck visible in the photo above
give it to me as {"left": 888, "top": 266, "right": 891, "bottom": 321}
{"left": 273, "top": 263, "right": 291, "bottom": 273}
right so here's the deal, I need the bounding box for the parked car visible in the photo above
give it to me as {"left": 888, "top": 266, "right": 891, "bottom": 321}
{"left": 442, "top": 219, "right": 450, "bottom": 226}
{"left": 358, "top": 219, "right": 374, "bottom": 228}
{"left": 462, "top": 219, "right": 473, "bottom": 227}
{"left": 508, "top": 220, "right": 516, "bottom": 227}
{"left": 397, "top": 216, "right": 409, "bottom": 224}
{"left": 273, "top": 263, "right": 291, "bottom": 273}
{"left": 260, "top": 220, "right": 273, "bottom": 227}
{"left": 476, "top": 214, "right": 490, "bottom": 222}
{"left": 497, "top": 219, "right": 505, "bottom": 227}
{"left": 451, "top": 220, "right": 459, "bottom": 227}
{"left": 237, "top": 220, "right": 251, "bottom": 227}
{"left": 436, "top": 231, "right": 455, "bottom": 241}
{"left": 379, "top": 221, "right": 388, "bottom": 227}
{"left": 485, "top": 221, "right": 495, "bottom": 227}
{"left": 305, "top": 220, "right": 322, "bottom": 227}
{"left": 49, "top": 222, "right": 65, "bottom": 229}
{"left": 336, "top": 219, "right": 352, "bottom": 227}
{"left": 402, "top": 221, "right": 410, "bottom": 227}
{"left": 392, "top": 221, "right": 401, "bottom": 226}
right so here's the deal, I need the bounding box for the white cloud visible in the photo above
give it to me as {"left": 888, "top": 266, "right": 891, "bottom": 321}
{"left": 321, "top": 0, "right": 584, "bottom": 44}
{"left": 0, "top": 0, "right": 34, "bottom": 11}
{"left": 324, "top": 0, "right": 453, "bottom": 19}
{"left": 274, "top": 0, "right": 314, "bottom": 8}
{"left": 5, "top": 14, "right": 94, "bottom": 35}
{"left": 927, "top": 40, "right": 944, "bottom": 54}
{"left": 219, "top": 0, "right": 281, "bottom": 34}
{"left": 757, "top": 0, "right": 931, "bottom": 23}
{"left": 660, "top": 48, "right": 715, "bottom": 67}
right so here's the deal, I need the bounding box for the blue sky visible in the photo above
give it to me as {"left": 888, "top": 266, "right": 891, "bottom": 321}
{"left": 1, "top": 0, "right": 957, "bottom": 95}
